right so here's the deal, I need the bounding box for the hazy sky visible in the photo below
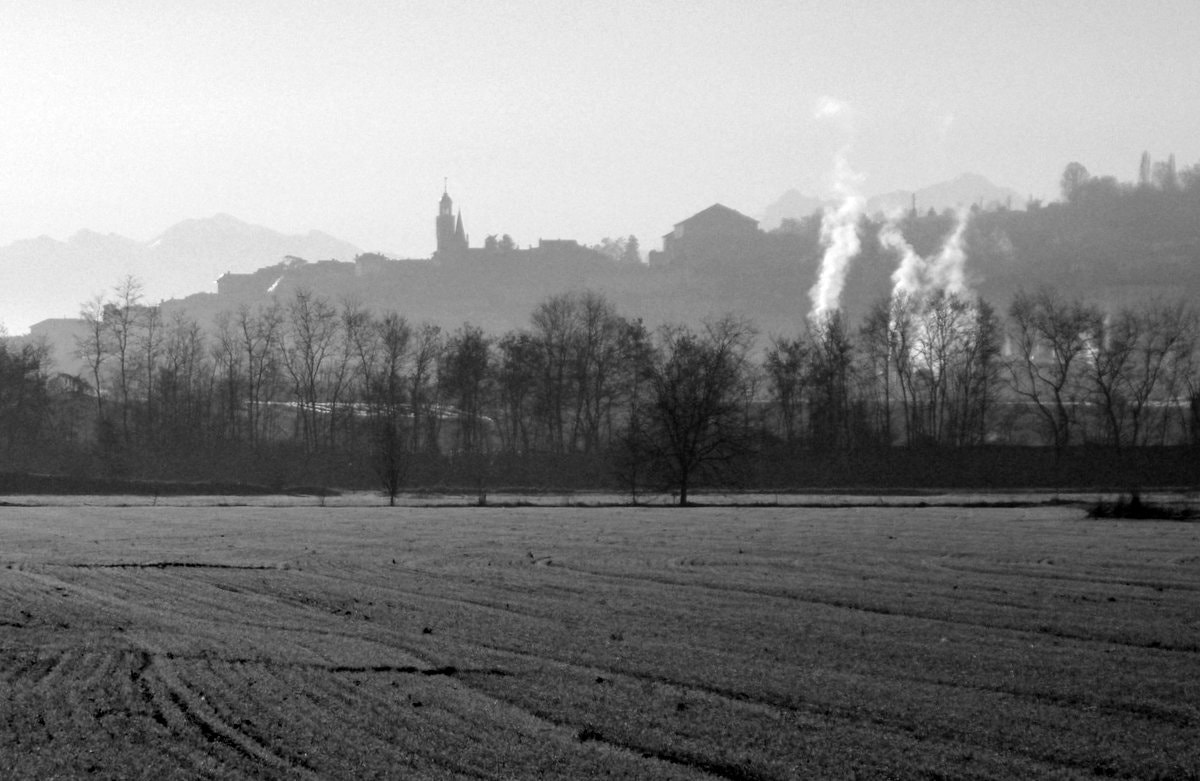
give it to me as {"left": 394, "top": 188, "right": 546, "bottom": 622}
{"left": 2, "top": 0, "right": 1198, "bottom": 260}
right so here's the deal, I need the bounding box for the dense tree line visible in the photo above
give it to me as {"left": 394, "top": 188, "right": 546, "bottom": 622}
{"left": 2, "top": 275, "right": 1198, "bottom": 502}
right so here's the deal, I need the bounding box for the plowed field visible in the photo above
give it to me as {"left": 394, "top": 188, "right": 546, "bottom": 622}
{"left": 0, "top": 504, "right": 1197, "bottom": 779}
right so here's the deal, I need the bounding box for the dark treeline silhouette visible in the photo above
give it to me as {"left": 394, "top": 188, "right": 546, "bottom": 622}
{"left": 3, "top": 273, "right": 1198, "bottom": 503}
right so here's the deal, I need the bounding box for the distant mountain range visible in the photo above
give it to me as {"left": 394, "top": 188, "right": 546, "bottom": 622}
{"left": 759, "top": 173, "right": 1024, "bottom": 230}
{"left": 1, "top": 214, "right": 360, "bottom": 334}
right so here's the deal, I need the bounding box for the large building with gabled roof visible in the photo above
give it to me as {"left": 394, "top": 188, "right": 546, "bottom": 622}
{"left": 651, "top": 203, "right": 763, "bottom": 267}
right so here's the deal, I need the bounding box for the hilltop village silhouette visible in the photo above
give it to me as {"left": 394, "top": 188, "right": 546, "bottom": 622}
{"left": 203, "top": 187, "right": 817, "bottom": 337}
{"left": 216, "top": 185, "right": 770, "bottom": 289}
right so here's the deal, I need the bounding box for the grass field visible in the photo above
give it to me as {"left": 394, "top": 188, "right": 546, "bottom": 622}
{"left": 0, "top": 502, "right": 1196, "bottom": 779}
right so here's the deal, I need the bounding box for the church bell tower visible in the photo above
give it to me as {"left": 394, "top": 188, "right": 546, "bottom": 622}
{"left": 435, "top": 182, "right": 467, "bottom": 257}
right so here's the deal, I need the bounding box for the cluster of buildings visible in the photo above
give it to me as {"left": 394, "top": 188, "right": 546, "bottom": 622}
{"left": 435, "top": 185, "right": 768, "bottom": 267}
{"left": 213, "top": 187, "right": 769, "bottom": 297}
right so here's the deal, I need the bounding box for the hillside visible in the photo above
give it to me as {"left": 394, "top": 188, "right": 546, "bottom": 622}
{"left": 164, "top": 187, "right": 1200, "bottom": 342}
{"left": 16, "top": 174, "right": 1200, "bottom": 380}
{"left": 758, "top": 173, "right": 1024, "bottom": 229}
{"left": 867, "top": 172, "right": 1023, "bottom": 216}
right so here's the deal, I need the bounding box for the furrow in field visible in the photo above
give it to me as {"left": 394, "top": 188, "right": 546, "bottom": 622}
{"left": 236, "top": 658, "right": 695, "bottom": 779}
{"left": 154, "top": 535, "right": 1195, "bottom": 772}
{"left": 451, "top": 649, "right": 1101, "bottom": 781}
{"left": 532, "top": 557, "right": 1200, "bottom": 652}
{"left": 2, "top": 505, "right": 1195, "bottom": 779}
{"left": 459, "top": 639, "right": 1187, "bottom": 780}
{"left": 0, "top": 647, "right": 200, "bottom": 778}
{"left": 132, "top": 660, "right": 252, "bottom": 777}
{"left": 925, "top": 558, "right": 1200, "bottom": 592}
{"left": 0, "top": 650, "right": 46, "bottom": 686}
{"left": 273, "top": 664, "right": 496, "bottom": 776}
{"left": 140, "top": 652, "right": 323, "bottom": 780}
{"left": 213, "top": 659, "right": 407, "bottom": 756}
{"left": 10, "top": 567, "right": 171, "bottom": 630}
{"left": 19, "top": 566, "right": 432, "bottom": 668}
{"left": 231, "top": 551, "right": 1199, "bottom": 732}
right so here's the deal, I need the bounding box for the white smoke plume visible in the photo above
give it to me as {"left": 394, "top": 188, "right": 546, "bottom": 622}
{"left": 807, "top": 149, "right": 865, "bottom": 322}
{"left": 928, "top": 208, "right": 970, "bottom": 296}
{"left": 880, "top": 218, "right": 924, "bottom": 298}
{"left": 881, "top": 207, "right": 973, "bottom": 304}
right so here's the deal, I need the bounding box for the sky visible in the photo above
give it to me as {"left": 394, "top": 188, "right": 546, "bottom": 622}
{"left": 2, "top": 0, "right": 1199, "bottom": 265}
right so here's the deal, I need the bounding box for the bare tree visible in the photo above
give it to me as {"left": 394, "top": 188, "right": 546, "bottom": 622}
{"left": 408, "top": 323, "right": 443, "bottom": 453}
{"left": 76, "top": 295, "right": 110, "bottom": 423}
{"left": 910, "top": 291, "right": 995, "bottom": 446}
{"left": 235, "top": 303, "right": 283, "bottom": 446}
{"left": 764, "top": 334, "right": 811, "bottom": 448}
{"left": 1127, "top": 301, "right": 1198, "bottom": 445}
{"left": 441, "top": 325, "right": 494, "bottom": 502}
{"left": 1083, "top": 309, "right": 1136, "bottom": 449}
{"left": 887, "top": 294, "right": 921, "bottom": 446}
{"left": 530, "top": 293, "right": 580, "bottom": 452}
{"left": 441, "top": 325, "right": 492, "bottom": 454}
{"left": 158, "top": 311, "right": 212, "bottom": 445}
{"left": 857, "top": 300, "right": 893, "bottom": 446}
{"left": 279, "top": 289, "right": 340, "bottom": 451}
{"left": 211, "top": 311, "right": 246, "bottom": 442}
{"left": 1077, "top": 301, "right": 1198, "bottom": 448}
{"left": 1006, "top": 288, "right": 1103, "bottom": 453}
{"left": 355, "top": 312, "right": 412, "bottom": 505}
{"left": 495, "top": 330, "right": 542, "bottom": 453}
{"left": 947, "top": 298, "right": 1003, "bottom": 447}
{"left": 134, "top": 303, "right": 163, "bottom": 439}
{"left": 106, "top": 276, "right": 144, "bottom": 442}
{"left": 571, "top": 291, "right": 627, "bottom": 453}
{"left": 807, "top": 312, "right": 856, "bottom": 452}
{"left": 319, "top": 299, "right": 366, "bottom": 448}
{"left": 626, "top": 315, "right": 756, "bottom": 505}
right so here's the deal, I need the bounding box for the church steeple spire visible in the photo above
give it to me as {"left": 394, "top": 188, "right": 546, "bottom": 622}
{"left": 435, "top": 184, "right": 468, "bottom": 257}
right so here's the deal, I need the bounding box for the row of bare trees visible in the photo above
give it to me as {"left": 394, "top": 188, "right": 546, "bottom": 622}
{"left": 2, "top": 278, "right": 1197, "bottom": 498}
{"left": 1005, "top": 289, "right": 1198, "bottom": 452}
{"left": 766, "top": 288, "right": 1199, "bottom": 455}
{"left": 55, "top": 283, "right": 761, "bottom": 499}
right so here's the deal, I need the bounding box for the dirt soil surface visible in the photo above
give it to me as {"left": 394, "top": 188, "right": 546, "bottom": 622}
{"left": 0, "top": 504, "right": 1197, "bottom": 779}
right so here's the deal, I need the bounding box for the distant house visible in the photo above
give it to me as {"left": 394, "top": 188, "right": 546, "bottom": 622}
{"left": 652, "top": 204, "right": 762, "bottom": 268}
{"left": 24, "top": 318, "right": 89, "bottom": 376}
{"left": 216, "top": 263, "right": 286, "bottom": 296}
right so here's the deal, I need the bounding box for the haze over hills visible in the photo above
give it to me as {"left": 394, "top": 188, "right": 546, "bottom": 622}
{"left": 865, "top": 173, "right": 1025, "bottom": 217}
{"left": 758, "top": 173, "right": 1024, "bottom": 229}
{"left": 2, "top": 172, "right": 1023, "bottom": 336}
{"left": 11, "top": 164, "right": 1200, "bottom": 386}
{"left": 0, "top": 215, "right": 361, "bottom": 334}
{"left": 7, "top": 168, "right": 1187, "bottom": 364}
{"left": 759, "top": 190, "right": 825, "bottom": 231}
